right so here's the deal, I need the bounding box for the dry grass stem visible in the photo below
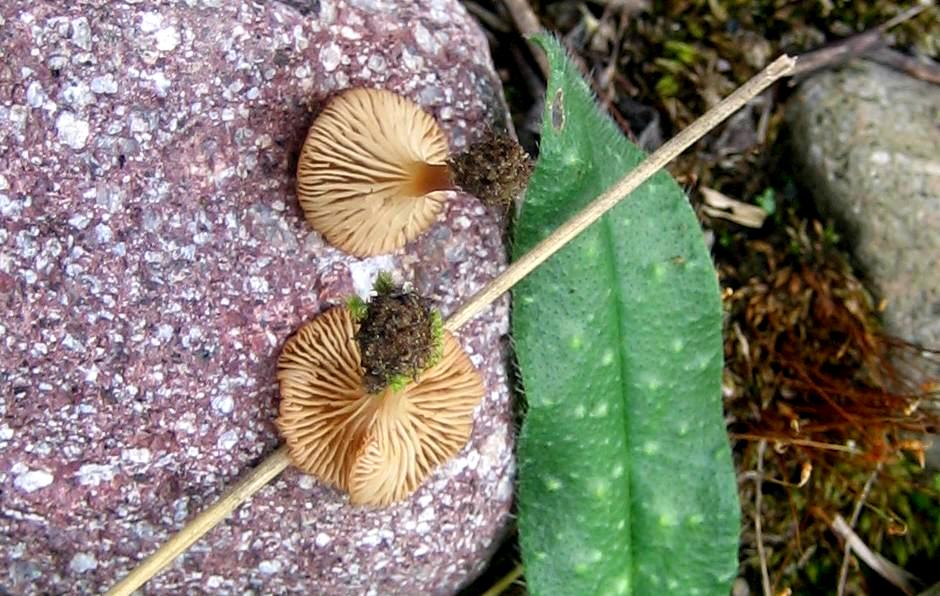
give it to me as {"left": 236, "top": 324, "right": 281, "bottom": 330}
{"left": 754, "top": 440, "right": 773, "bottom": 596}
{"left": 445, "top": 54, "right": 796, "bottom": 332}
{"left": 831, "top": 514, "right": 921, "bottom": 595}
{"left": 729, "top": 434, "right": 862, "bottom": 454}
{"left": 106, "top": 446, "right": 291, "bottom": 596}
{"left": 836, "top": 466, "right": 882, "bottom": 596}
{"left": 482, "top": 562, "right": 525, "bottom": 596}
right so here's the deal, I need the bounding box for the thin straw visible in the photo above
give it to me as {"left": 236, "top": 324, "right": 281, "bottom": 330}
{"left": 107, "top": 54, "right": 796, "bottom": 596}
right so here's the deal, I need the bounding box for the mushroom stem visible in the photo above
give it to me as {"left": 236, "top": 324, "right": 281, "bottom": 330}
{"left": 406, "top": 161, "right": 454, "bottom": 196}
{"left": 106, "top": 55, "right": 796, "bottom": 594}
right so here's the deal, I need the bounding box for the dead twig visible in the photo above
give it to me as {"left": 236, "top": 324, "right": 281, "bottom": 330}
{"left": 789, "top": 32, "right": 889, "bottom": 80}
{"left": 754, "top": 440, "right": 773, "bottom": 596}
{"left": 837, "top": 465, "right": 882, "bottom": 596}
{"left": 868, "top": 47, "right": 940, "bottom": 84}
{"left": 790, "top": 1, "right": 933, "bottom": 81}
{"left": 880, "top": 2, "right": 934, "bottom": 31}
{"left": 501, "top": 0, "right": 550, "bottom": 77}
{"left": 830, "top": 514, "right": 922, "bottom": 595}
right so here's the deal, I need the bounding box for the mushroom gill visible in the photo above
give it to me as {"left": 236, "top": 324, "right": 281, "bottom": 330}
{"left": 275, "top": 306, "right": 483, "bottom": 506}
{"left": 296, "top": 88, "right": 452, "bottom": 257}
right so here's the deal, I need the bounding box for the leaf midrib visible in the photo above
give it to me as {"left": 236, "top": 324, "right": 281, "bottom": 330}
{"left": 600, "top": 212, "right": 634, "bottom": 589}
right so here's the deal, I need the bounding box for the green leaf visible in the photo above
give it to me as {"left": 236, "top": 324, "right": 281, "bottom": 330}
{"left": 755, "top": 187, "right": 777, "bottom": 216}
{"left": 656, "top": 74, "right": 681, "bottom": 99}
{"left": 512, "top": 35, "right": 740, "bottom": 596}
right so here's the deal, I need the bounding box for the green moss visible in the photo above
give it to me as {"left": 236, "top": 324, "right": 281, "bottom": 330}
{"left": 347, "top": 295, "right": 368, "bottom": 322}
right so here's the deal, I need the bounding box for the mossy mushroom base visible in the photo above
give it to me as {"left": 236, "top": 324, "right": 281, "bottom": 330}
{"left": 276, "top": 306, "right": 484, "bottom": 506}
{"left": 354, "top": 275, "right": 444, "bottom": 394}
{"left": 448, "top": 128, "right": 532, "bottom": 215}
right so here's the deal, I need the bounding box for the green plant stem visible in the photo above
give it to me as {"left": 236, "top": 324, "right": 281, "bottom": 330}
{"left": 482, "top": 562, "right": 524, "bottom": 596}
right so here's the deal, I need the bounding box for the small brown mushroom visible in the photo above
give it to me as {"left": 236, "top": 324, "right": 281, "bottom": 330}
{"left": 276, "top": 306, "right": 483, "bottom": 506}
{"left": 296, "top": 88, "right": 452, "bottom": 257}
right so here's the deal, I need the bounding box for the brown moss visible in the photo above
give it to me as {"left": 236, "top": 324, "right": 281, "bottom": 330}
{"left": 356, "top": 278, "right": 439, "bottom": 394}
{"left": 721, "top": 211, "right": 940, "bottom": 591}
{"left": 448, "top": 128, "right": 532, "bottom": 215}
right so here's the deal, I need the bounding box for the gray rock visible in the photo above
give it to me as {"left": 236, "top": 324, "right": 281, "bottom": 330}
{"left": 0, "top": 0, "right": 514, "bottom": 594}
{"left": 786, "top": 60, "right": 940, "bottom": 351}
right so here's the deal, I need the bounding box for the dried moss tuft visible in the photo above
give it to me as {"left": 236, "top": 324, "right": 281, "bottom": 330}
{"left": 448, "top": 128, "right": 532, "bottom": 215}
{"left": 356, "top": 276, "right": 443, "bottom": 394}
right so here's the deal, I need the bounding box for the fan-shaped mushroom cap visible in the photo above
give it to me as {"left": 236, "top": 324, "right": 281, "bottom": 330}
{"left": 296, "top": 88, "right": 452, "bottom": 257}
{"left": 276, "top": 306, "right": 483, "bottom": 506}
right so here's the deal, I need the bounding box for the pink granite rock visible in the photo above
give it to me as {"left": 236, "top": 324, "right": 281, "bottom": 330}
{"left": 0, "top": 1, "right": 514, "bottom": 593}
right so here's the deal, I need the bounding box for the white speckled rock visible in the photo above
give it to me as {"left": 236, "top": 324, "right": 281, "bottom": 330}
{"left": 786, "top": 60, "right": 940, "bottom": 351}
{"left": 0, "top": 1, "right": 515, "bottom": 593}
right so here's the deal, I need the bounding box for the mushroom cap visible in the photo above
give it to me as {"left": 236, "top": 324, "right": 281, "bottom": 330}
{"left": 276, "top": 306, "right": 483, "bottom": 506}
{"left": 296, "top": 88, "right": 452, "bottom": 257}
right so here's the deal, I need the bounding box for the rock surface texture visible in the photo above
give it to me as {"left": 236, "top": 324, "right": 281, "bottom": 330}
{"left": 0, "top": 1, "right": 514, "bottom": 593}
{"left": 786, "top": 60, "right": 940, "bottom": 351}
